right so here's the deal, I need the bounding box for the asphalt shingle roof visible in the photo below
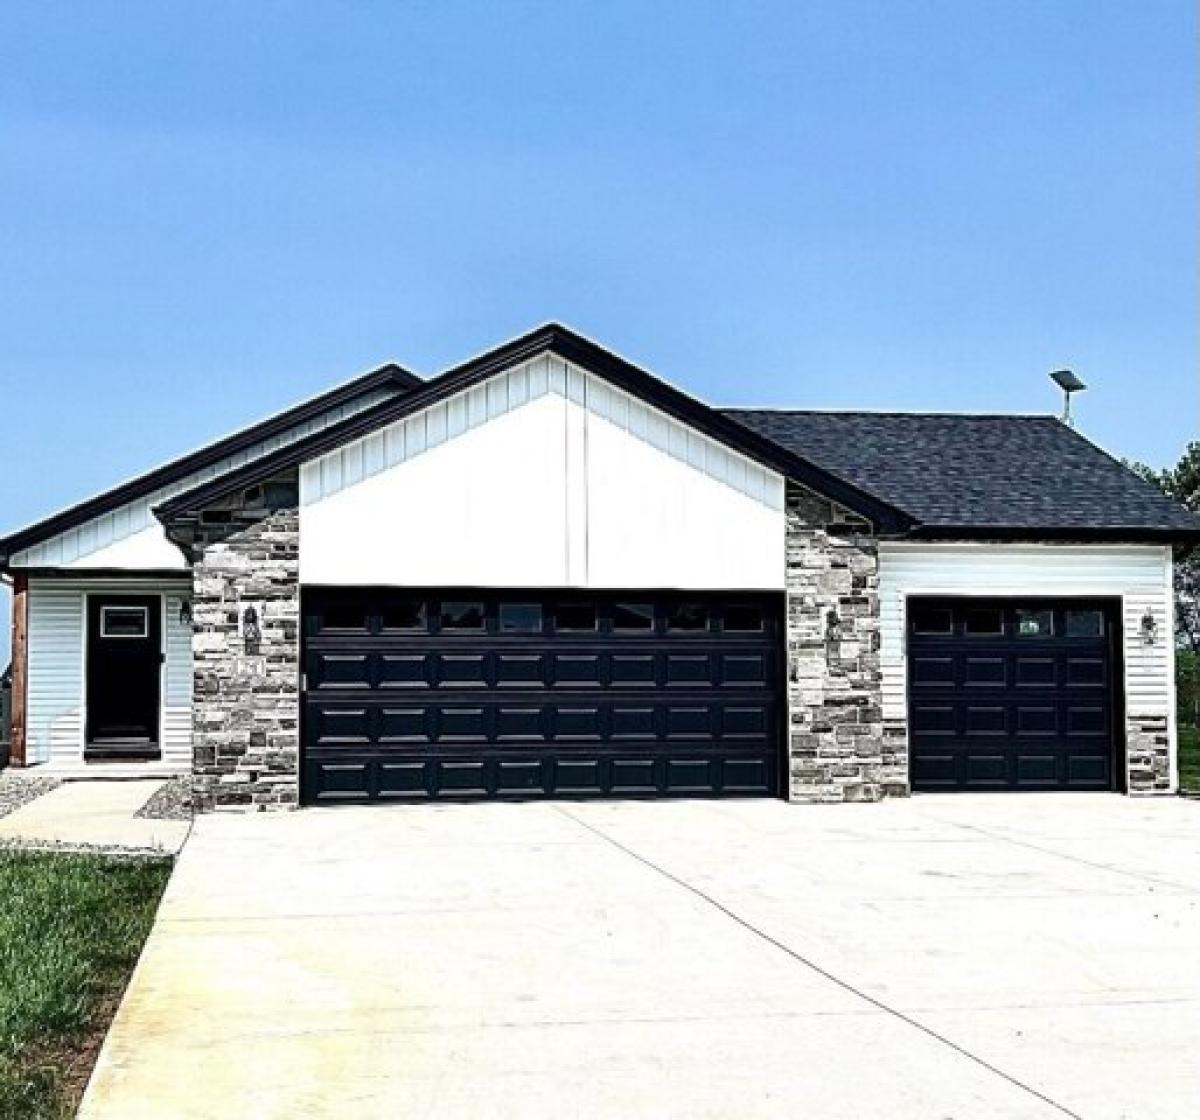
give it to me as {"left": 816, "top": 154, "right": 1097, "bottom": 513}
{"left": 721, "top": 410, "right": 1200, "bottom": 534}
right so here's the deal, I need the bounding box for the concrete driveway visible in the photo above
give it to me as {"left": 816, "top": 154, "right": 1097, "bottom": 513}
{"left": 79, "top": 795, "right": 1200, "bottom": 1120}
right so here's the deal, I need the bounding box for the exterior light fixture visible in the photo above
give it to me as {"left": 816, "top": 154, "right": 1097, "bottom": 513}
{"left": 242, "top": 605, "right": 262, "bottom": 655}
{"left": 825, "top": 607, "right": 842, "bottom": 644}
{"left": 179, "top": 599, "right": 193, "bottom": 626}
{"left": 1140, "top": 609, "right": 1158, "bottom": 646}
{"left": 1050, "top": 369, "right": 1087, "bottom": 427}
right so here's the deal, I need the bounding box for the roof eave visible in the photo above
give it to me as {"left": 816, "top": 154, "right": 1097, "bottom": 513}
{"left": 902, "top": 523, "right": 1200, "bottom": 544}
{"left": 0, "top": 363, "right": 420, "bottom": 560}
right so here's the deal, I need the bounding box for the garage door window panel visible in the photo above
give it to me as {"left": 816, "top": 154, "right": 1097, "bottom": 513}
{"left": 1016, "top": 609, "right": 1054, "bottom": 638}
{"left": 439, "top": 601, "right": 486, "bottom": 631}
{"left": 723, "top": 605, "right": 764, "bottom": 632}
{"left": 911, "top": 605, "right": 953, "bottom": 635}
{"left": 380, "top": 600, "right": 427, "bottom": 632}
{"left": 499, "top": 603, "right": 543, "bottom": 633}
{"left": 667, "top": 603, "right": 710, "bottom": 631}
{"left": 1065, "top": 610, "right": 1104, "bottom": 638}
{"left": 555, "top": 603, "right": 597, "bottom": 632}
{"left": 612, "top": 603, "right": 655, "bottom": 631}
{"left": 964, "top": 608, "right": 1004, "bottom": 636}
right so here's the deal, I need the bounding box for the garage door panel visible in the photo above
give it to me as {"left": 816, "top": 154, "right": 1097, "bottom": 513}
{"left": 963, "top": 754, "right": 1007, "bottom": 785}
{"left": 1067, "top": 754, "right": 1110, "bottom": 786}
{"left": 437, "top": 761, "right": 489, "bottom": 794}
{"left": 377, "top": 761, "right": 428, "bottom": 797}
{"left": 378, "top": 654, "right": 428, "bottom": 686}
{"left": 964, "top": 657, "right": 1005, "bottom": 686}
{"left": 721, "top": 757, "right": 772, "bottom": 792}
{"left": 908, "top": 598, "right": 1118, "bottom": 793}
{"left": 312, "top": 707, "right": 371, "bottom": 743}
{"left": 1016, "top": 706, "right": 1057, "bottom": 734}
{"left": 1066, "top": 658, "right": 1106, "bottom": 687}
{"left": 303, "top": 590, "right": 782, "bottom": 803}
{"left": 1015, "top": 658, "right": 1057, "bottom": 687}
{"left": 610, "top": 655, "right": 656, "bottom": 686}
{"left": 911, "top": 657, "right": 955, "bottom": 686}
{"left": 722, "top": 653, "right": 769, "bottom": 684}
{"left": 378, "top": 707, "right": 428, "bottom": 741}
{"left": 554, "top": 655, "right": 604, "bottom": 685}
{"left": 496, "top": 654, "right": 544, "bottom": 685}
{"left": 437, "top": 655, "right": 488, "bottom": 686}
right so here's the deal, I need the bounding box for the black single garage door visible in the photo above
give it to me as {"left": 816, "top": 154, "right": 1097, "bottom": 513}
{"left": 908, "top": 598, "right": 1122, "bottom": 792}
{"left": 302, "top": 589, "right": 783, "bottom": 803}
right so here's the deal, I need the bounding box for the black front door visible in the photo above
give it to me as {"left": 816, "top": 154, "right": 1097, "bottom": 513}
{"left": 86, "top": 596, "right": 162, "bottom": 754}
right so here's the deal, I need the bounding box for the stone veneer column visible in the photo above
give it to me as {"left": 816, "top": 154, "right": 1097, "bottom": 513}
{"left": 1126, "top": 714, "right": 1172, "bottom": 794}
{"left": 785, "top": 484, "right": 905, "bottom": 802}
{"left": 192, "top": 508, "right": 301, "bottom": 811}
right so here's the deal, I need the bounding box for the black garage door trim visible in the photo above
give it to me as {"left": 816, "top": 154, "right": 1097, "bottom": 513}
{"left": 907, "top": 596, "right": 1125, "bottom": 792}
{"left": 301, "top": 588, "right": 786, "bottom": 804}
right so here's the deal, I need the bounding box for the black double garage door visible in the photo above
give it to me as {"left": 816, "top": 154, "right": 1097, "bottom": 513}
{"left": 302, "top": 589, "right": 784, "bottom": 803}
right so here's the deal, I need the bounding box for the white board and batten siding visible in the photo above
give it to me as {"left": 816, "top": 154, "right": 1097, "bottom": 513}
{"left": 300, "top": 353, "right": 786, "bottom": 590}
{"left": 10, "top": 386, "right": 397, "bottom": 571}
{"left": 879, "top": 542, "right": 1177, "bottom": 781}
{"left": 24, "top": 578, "right": 193, "bottom": 769}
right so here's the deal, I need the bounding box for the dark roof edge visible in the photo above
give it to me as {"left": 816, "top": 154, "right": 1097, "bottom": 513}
{"left": 901, "top": 524, "right": 1200, "bottom": 544}
{"left": 155, "top": 324, "right": 916, "bottom": 533}
{"left": 0, "top": 362, "right": 421, "bottom": 561}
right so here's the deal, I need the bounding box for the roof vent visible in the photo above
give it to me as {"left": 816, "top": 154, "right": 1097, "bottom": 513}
{"left": 1050, "top": 369, "right": 1087, "bottom": 426}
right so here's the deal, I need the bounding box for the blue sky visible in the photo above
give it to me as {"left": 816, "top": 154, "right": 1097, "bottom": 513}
{"left": 0, "top": 1, "right": 1195, "bottom": 661}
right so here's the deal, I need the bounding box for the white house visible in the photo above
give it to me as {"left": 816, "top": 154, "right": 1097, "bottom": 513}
{"left": 2, "top": 324, "right": 1196, "bottom": 809}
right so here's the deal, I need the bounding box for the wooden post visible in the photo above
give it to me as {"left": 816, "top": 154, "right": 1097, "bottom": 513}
{"left": 9, "top": 574, "right": 28, "bottom": 767}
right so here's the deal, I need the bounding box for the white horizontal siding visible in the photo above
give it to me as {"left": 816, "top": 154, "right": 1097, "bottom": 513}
{"left": 878, "top": 542, "right": 1176, "bottom": 778}
{"left": 26, "top": 584, "right": 84, "bottom": 765}
{"left": 300, "top": 353, "right": 786, "bottom": 590}
{"left": 12, "top": 386, "right": 397, "bottom": 570}
{"left": 25, "top": 577, "right": 192, "bottom": 770}
{"left": 163, "top": 592, "right": 194, "bottom": 765}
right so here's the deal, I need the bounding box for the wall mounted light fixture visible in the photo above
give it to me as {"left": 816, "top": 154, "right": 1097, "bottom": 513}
{"left": 179, "top": 599, "right": 193, "bottom": 627}
{"left": 242, "top": 605, "right": 262, "bottom": 655}
{"left": 825, "top": 607, "right": 842, "bottom": 644}
{"left": 1140, "top": 609, "right": 1158, "bottom": 646}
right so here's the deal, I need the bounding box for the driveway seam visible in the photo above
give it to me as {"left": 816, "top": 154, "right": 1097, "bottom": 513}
{"left": 555, "top": 805, "right": 1084, "bottom": 1120}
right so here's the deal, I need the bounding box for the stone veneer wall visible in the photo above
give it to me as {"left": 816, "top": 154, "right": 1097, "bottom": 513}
{"left": 785, "top": 484, "right": 905, "bottom": 802}
{"left": 1127, "top": 714, "right": 1173, "bottom": 794}
{"left": 192, "top": 508, "right": 301, "bottom": 811}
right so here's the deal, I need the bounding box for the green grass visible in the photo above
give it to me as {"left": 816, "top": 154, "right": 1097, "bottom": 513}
{"left": 0, "top": 852, "right": 170, "bottom": 1120}
{"left": 1180, "top": 725, "right": 1200, "bottom": 795}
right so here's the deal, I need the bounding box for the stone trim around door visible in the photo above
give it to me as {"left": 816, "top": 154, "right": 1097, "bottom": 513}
{"left": 785, "top": 484, "right": 904, "bottom": 803}
{"left": 191, "top": 508, "right": 300, "bottom": 812}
